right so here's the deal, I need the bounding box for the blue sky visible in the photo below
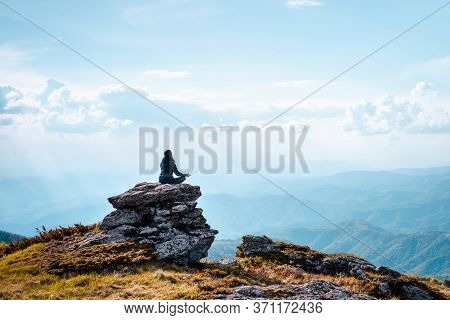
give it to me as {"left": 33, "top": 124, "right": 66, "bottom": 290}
{"left": 1, "top": 0, "right": 450, "bottom": 179}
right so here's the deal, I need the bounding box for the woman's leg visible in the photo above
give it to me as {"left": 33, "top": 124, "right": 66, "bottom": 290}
{"left": 159, "top": 176, "right": 185, "bottom": 184}
{"left": 172, "top": 176, "right": 186, "bottom": 184}
{"left": 159, "top": 176, "right": 175, "bottom": 184}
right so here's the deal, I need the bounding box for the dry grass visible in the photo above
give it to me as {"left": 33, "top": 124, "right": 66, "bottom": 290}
{"left": 0, "top": 243, "right": 200, "bottom": 299}
{"left": 40, "top": 241, "right": 156, "bottom": 275}
{"left": 419, "top": 278, "right": 450, "bottom": 298}
{"left": 0, "top": 224, "right": 97, "bottom": 257}
{"left": 0, "top": 227, "right": 448, "bottom": 300}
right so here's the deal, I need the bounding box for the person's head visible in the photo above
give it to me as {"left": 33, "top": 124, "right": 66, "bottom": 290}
{"left": 164, "top": 149, "right": 173, "bottom": 160}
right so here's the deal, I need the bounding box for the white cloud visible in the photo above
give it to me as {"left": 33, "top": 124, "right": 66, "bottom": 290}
{"left": 410, "top": 81, "right": 437, "bottom": 99}
{"left": 285, "top": 0, "right": 322, "bottom": 8}
{"left": 0, "top": 85, "right": 40, "bottom": 114}
{"left": 1, "top": 79, "right": 345, "bottom": 135}
{"left": 144, "top": 69, "right": 191, "bottom": 79}
{"left": 272, "top": 80, "right": 316, "bottom": 88}
{"left": 104, "top": 118, "right": 133, "bottom": 130}
{"left": 345, "top": 82, "right": 450, "bottom": 134}
{"left": 0, "top": 45, "right": 33, "bottom": 65}
{"left": 344, "top": 96, "right": 420, "bottom": 135}
{"left": 1, "top": 80, "right": 123, "bottom": 134}
{"left": 1, "top": 80, "right": 228, "bottom": 133}
{"left": 47, "top": 87, "right": 71, "bottom": 108}
{"left": 3, "top": 78, "right": 449, "bottom": 137}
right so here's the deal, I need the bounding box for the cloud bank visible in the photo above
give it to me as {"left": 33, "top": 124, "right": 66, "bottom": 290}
{"left": 0, "top": 80, "right": 133, "bottom": 134}
{"left": 1, "top": 79, "right": 449, "bottom": 136}
{"left": 344, "top": 82, "right": 450, "bottom": 134}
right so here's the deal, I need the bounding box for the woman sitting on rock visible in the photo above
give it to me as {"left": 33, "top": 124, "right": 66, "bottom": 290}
{"left": 159, "top": 149, "right": 190, "bottom": 184}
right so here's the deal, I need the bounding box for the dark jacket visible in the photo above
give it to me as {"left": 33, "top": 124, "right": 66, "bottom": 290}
{"left": 159, "top": 156, "right": 186, "bottom": 178}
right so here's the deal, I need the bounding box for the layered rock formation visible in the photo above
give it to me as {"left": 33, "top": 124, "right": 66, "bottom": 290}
{"left": 80, "top": 182, "right": 218, "bottom": 264}
{"left": 237, "top": 235, "right": 385, "bottom": 279}
{"left": 232, "top": 235, "right": 441, "bottom": 300}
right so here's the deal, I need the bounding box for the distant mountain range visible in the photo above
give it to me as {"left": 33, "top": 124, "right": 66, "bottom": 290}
{"left": 201, "top": 167, "right": 450, "bottom": 237}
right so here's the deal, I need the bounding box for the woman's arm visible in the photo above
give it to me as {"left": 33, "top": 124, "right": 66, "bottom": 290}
{"left": 171, "top": 161, "right": 187, "bottom": 177}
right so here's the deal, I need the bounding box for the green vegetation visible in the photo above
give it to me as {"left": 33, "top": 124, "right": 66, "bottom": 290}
{"left": 0, "top": 230, "right": 24, "bottom": 244}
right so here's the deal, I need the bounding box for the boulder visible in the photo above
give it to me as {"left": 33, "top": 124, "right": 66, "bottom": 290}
{"left": 99, "top": 209, "right": 149, "bottom": 230}
{"left": 400, "top": 284, "right": 436, "bottom": 300}
{"left": 236, "top": 235, "right": 391, "bottom": 280}
{"left": 108, "top": 183, "right": 201, "bottom": 209}
{"left": 223, "top": 281, "right": 376, "bottom": 300}
{"left": 316, "top": 256, "right": 376, "bottom": 279}
{"left": 80, "top": 182, "right": 217, "bottom": 264}
{"left": 237, "top": 235, "right": 277, "bottom": 256}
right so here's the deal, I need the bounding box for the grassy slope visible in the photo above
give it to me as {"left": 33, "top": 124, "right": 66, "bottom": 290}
{"left": 0, "top": 226, "right": 448, "bottom": 300}
{"left": 0, "top": 243, "right": 200, "bottom": 299}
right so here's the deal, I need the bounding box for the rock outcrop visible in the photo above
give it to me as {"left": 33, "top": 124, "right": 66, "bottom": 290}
{"left": 222, "top": 281, "right": 375, "bottom": 300}
{"left": 237, "top": 235, "right": 378, "bottom": 279}
{"left": 238, "top": 235, "right": 276, "bottom": 256}
{"left": 235, "top": 235, "right": 442, "bottom": 300}
{"left": 79, "top": 182, "right": 218, "bottom": 264}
